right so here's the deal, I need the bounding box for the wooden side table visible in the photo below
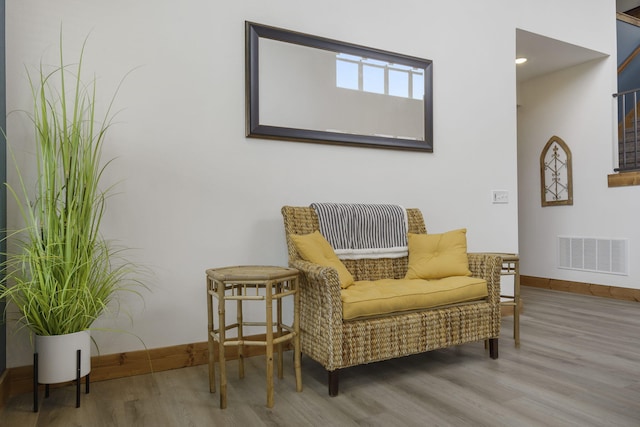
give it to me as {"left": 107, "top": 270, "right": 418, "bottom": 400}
{"left": 206, "top": 265, "right": 302, "bottom": 408}
{"left": 495, "top": 254, "right": 521, "bottom": 348}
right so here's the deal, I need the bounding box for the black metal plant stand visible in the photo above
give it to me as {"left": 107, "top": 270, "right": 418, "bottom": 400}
{"left": 33, "top": 349, "right": 90, "bottom": 412}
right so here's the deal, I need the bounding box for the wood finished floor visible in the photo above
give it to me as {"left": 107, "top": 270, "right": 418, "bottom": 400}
{"left": 2, "top": 286, "right": 639, "bottom": 426}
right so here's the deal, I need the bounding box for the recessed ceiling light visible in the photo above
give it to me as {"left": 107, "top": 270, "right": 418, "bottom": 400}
{"left": 515, "top": 57, "right": 528, "bottom": 65}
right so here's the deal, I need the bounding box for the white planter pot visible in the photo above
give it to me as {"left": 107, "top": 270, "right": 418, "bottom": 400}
{"left": 35, "top": 330, "right": 91, "bottom": 384}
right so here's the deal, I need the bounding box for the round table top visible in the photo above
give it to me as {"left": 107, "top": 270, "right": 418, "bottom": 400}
{"left": 206, "top": 265, "right": 299, "bottom": 282}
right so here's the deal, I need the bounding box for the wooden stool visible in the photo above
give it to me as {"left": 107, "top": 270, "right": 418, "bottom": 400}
{"left": 499, "top": 254, "right": 521, "bottom": 348}
{"left": 487, "top": 253, "right": 521, "bottom": 348}
{"left": 206, "top": 265, "right": 302, "bottom": 408}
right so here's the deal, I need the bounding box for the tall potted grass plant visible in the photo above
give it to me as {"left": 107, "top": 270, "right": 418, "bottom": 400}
{"left": 1, "top": 36, "right": 143, "bottom": 384}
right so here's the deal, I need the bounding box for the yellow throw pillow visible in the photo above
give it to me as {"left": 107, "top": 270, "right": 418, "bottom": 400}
{"left": 405, "top": 229, "right": 472, "bottom": 280}
{"left": 290, "top": 231, "right": 355, "bottom": 289}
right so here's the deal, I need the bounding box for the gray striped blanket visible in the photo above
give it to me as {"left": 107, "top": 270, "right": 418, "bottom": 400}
{"left": 310, "top": 203, "right": 408, "bottom": 259}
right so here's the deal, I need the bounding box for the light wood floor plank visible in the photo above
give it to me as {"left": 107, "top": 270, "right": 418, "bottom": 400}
{"left": 1, "top": 287, "right": 639, "bottom": 426}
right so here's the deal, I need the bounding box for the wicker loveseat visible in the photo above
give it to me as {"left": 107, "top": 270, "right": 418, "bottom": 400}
{"left": 281, "top": 205, "right": 502, "bottom": 396}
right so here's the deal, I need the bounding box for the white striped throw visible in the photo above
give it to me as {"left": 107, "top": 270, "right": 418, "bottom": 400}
{"left": 310, "top": 203, "right": 408, "bottom": 259}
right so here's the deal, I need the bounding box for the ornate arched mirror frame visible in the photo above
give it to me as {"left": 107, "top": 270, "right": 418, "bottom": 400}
{"left": 540, "top": 135, "right": 573, "bottom": 207}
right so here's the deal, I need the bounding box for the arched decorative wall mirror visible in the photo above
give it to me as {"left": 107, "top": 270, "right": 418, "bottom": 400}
{"left": 540, "top": 135, "right": 573, "bottom": 207}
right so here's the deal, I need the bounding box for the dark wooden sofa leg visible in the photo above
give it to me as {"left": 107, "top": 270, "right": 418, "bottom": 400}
{"left": 489, "top": 338, "right": 499, "bottom": 359}
{"left": 328, "top": 370, "right": 339, "bottom": 396}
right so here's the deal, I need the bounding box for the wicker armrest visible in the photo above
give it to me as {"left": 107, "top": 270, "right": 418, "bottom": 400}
{"left": 289, "top": 259, "right": 343, "bottom": 317}
{"left": 467, "top": 253, "right": 502, "bottom": 307}
{"left": 289, "top": 259, "right": 344, "bottom": 368}
{"left": 290, "top": 259, "right": 337, "bottom": 282}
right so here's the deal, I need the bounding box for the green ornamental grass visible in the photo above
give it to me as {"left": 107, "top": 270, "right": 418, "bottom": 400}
{"left": 1, "top": 35, "right": 144, "bottom": 336}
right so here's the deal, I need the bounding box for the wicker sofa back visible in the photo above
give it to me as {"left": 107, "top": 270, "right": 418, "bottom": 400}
{"left": 281, "top": 205, "right": 502, "bottom": 396}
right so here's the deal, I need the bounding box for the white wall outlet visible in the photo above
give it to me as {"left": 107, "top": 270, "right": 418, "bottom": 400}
{"left": 492, "top": 190, "right": 509, "bottom": 204}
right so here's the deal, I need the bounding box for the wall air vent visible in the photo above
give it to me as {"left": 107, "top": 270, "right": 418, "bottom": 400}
{"left": 558, "top": 236, "right": 629, "bottom": 275}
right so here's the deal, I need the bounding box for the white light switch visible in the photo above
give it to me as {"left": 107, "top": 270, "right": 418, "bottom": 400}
{"left": 492, "top": 190, "right": 509, "bottom": 204}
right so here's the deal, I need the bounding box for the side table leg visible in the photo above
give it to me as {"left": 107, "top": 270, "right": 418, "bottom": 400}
{"left": 514, "top": 302, "right": 520, "bottom": 348}
{"left": 218, "top": 284, "right": 227, "bottom": 409}
{"left": 206, "top": 278, "right": 216, "bottom": 393}
{"left": 514, "top": 259, "right": 521, "bottom": 348}
{"left": 237, "top": 298, "right": 244, "bottom": 379}
{"left": 265, "top": 280, "right": 274, "bottom": 408}
{"left": 293, "top": 277, "right": 302, "bottom": 392}
{"left": 276, "top": 281, "right": 284, "bottom": 380}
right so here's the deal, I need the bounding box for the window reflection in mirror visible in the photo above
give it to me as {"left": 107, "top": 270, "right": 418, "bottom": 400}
{"left": 336, "top": 53, "right": 425, "bottom": 100}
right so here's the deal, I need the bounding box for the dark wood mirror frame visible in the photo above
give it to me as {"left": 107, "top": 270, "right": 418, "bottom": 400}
{"left": 245, "top": 22, "right": 433, "bottom": 152}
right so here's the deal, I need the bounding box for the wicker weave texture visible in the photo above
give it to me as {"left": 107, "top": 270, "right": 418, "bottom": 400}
{"left": 281, "top": 206, "right": 501, "bottom": 372}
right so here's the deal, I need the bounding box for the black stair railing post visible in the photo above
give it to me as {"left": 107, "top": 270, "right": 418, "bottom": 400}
{"left": 613, "top": 88, "right": 640, "bottom": 171}
{"left": 625, "top": 90, "right": 638, "bottom": 168}
{"left": 623, "top": 94, "right": 627, "bottom": 170}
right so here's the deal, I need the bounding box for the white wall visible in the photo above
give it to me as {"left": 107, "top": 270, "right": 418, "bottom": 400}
{"left": 516, "top": 0, "right": 640, "bottom": 289}
{"left": 518, "top": 61, "right": 640, "bottom": 288}
{"left": 516, "top": 0, "right": 616, "bottom": 55}
{"left": 4, "top": 0, "right": 537, "bottom": 367}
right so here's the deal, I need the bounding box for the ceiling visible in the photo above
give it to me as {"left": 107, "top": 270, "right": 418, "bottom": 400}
{"left": 515, "top": 29, "right": 608, "bottom": 84}
{"left": 617, "top": 0, "right": 640, "bottom": 13}
{"left": 515, "top": 2, "right": 640, "bottom": 84}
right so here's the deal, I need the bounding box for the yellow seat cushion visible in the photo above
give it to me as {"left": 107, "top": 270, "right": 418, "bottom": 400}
{"left": 290, "top": 231, "right": 355, "bottom": 289}
{"left": 405, "top": 229, "right": 472, "bottom": 280}
{"left": 341, "top": 276, "right": 487, "bottom": 320}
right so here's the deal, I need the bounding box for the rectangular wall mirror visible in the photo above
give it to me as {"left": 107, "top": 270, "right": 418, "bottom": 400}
{"left": 245, "top": 22, "right": 433, "bottom": 152}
